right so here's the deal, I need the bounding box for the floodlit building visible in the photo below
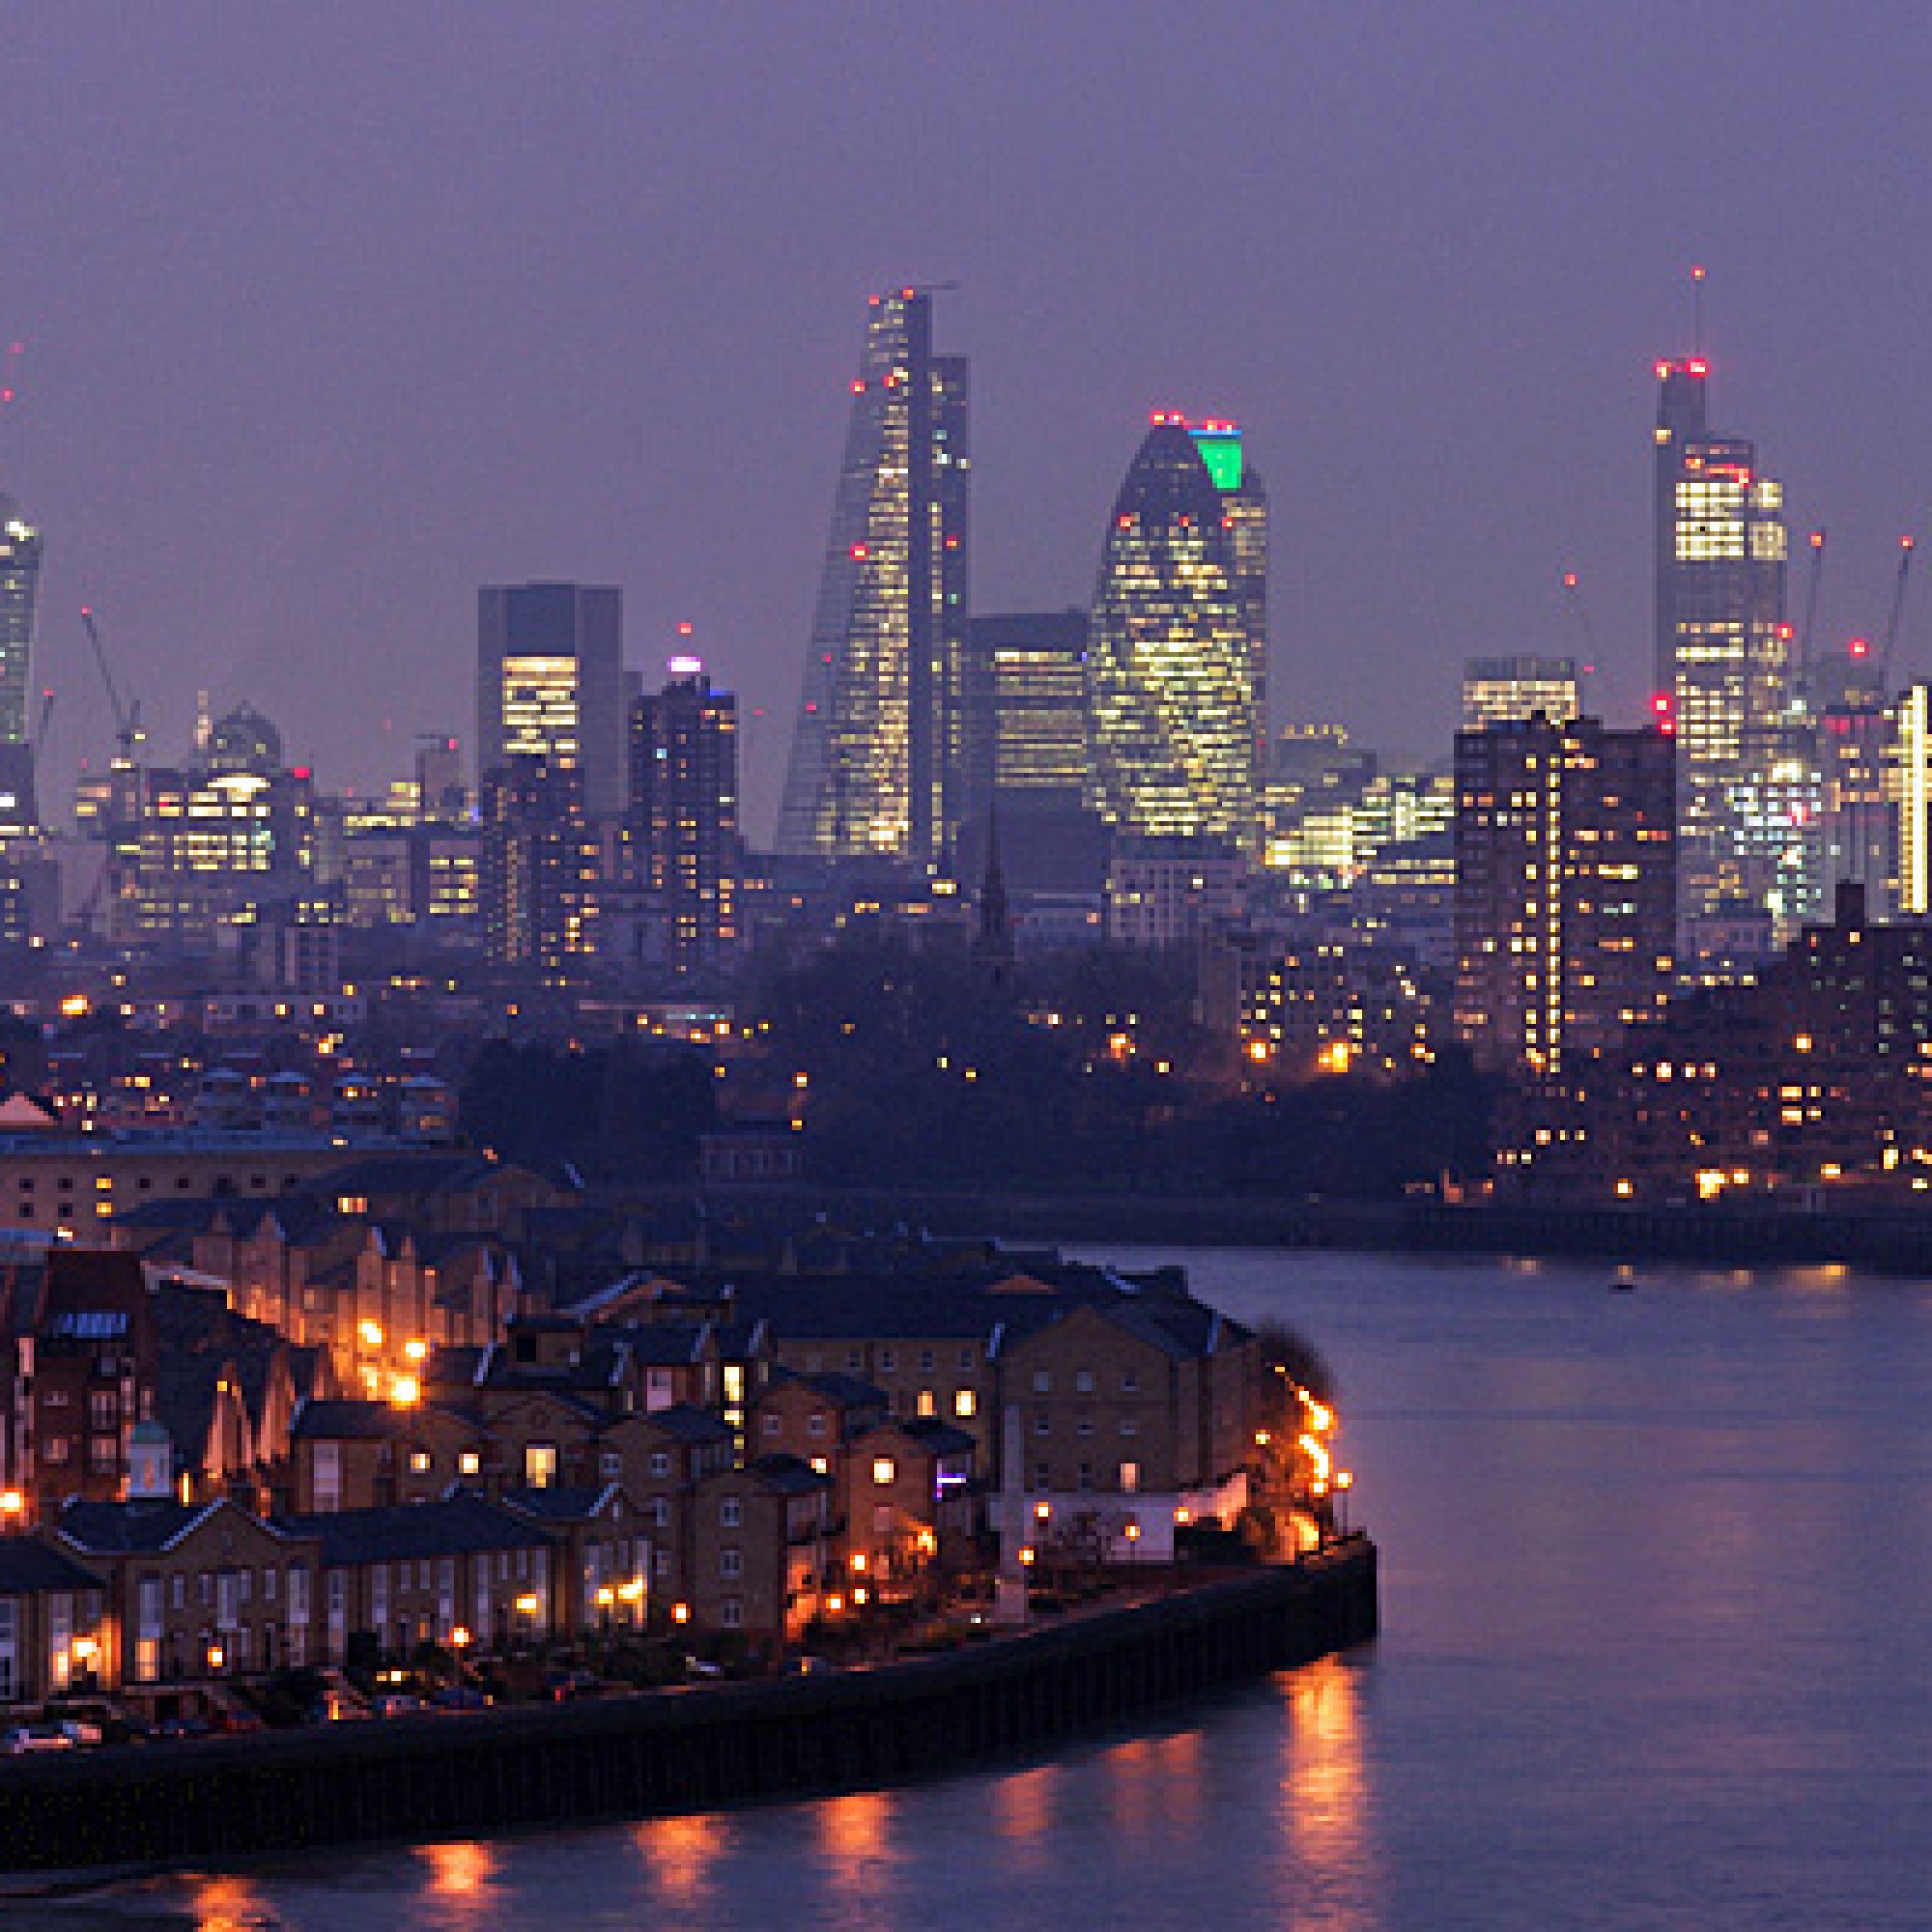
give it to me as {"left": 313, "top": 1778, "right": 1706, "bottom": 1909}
{"left": 964, "top": 609, "right": 1090, "bottom": 812}
{"left": 0, "top": 494, "right": 41, "bottom": 753}
{"left": 1455, "top": 715, "right": 1676, "bottom": 1077}
{"left": 1461, "top": 657, "right": 1580, "bottom": 729}
{"left": 779, "top": 288, "right": 970, "bottom": 863}
{"left": 1086, "top": 416, "right": 1257, "bottom": 848}
{"left": 477, "top": 582, "right": 625, "bottom": 819}
{"left": 1653, "top": 357, "right": 1791, "bottom": 950}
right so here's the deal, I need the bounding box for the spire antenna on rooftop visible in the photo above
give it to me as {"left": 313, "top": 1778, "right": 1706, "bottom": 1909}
{"left": 1691, "top": 264, "right": 1706, "bottom": 360}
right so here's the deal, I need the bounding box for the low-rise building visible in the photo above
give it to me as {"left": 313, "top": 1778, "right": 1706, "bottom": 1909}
{"left": 0, "top": 1539, "right": 110, "bottom": 1705}
{"left": 691, "top": 1456, "right": 830, "bottom": 1652}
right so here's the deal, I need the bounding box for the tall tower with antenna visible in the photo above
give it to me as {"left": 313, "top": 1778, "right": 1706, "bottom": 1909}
{"left": 1653, "top": 272, "right": 1796, "bottom": 954}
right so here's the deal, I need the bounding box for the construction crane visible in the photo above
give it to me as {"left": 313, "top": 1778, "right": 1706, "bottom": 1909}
{"left": 78, "top": 606, "right": 143, "bottom": 759}
{"left": 1559, "top": 569, "right": 1600, "bottom": 710}
{"left": 1879, "top": 535, "right": 1917, "bottom": 689}
{"left": 1799, "top": 528, "right": 1828, "bottom": 693}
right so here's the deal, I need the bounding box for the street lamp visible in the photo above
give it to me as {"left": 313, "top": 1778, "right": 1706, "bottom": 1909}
{"left": 0, "top": 1490, "right": 23, "bottom": 1532}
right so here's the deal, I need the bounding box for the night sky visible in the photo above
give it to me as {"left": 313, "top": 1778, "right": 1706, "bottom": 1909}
{"left": 5, "top": 4, "right": 1931, "bottom": 838}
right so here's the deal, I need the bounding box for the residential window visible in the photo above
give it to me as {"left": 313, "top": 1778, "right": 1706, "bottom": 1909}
{"left": 88, "top": 1391, "right": 118, "bottom": 1430}
{"left": 873, "top": 1504, "right": 893, "bottom": 1533}
{"left": 721, "top": 1597, "right": 742, "bottom": 1629}
{"left": 264, "top": 1567, "right": 277, "bottom": 1605}
{"left": 1122, "top": 1370, "right": 1139, "bottom": 1393}
{"left": 871, "top": 1458, "right": 895, "bottom": 1486}
{"left": 1032, "top": 1371, "right": 1051, "bottom": 1395}
{"left": 762, "top": 1414, "right": 781, "bottom": 1437}
{"left": 1074, "top": 1370, "right": 1094, "bottom": 1394}
{"left": 1120, "top": 1418, "right": 1139, "bottom": 1437}
{"left": 652, "top": 1498, "right": 670, "bottom": 1527}
{"left": 878, "top": 1349, "right": 896, "bottom": 1373}
{"left": 721, "top": 1548, "right": 741, "bottom": 1579}
{"left": 917, "top": 1389, "right": 936, "bottom": 1418}
{"left": 807, "top": 1413, "right": 827, "bottom": 1438}
{"left": 1077, "top": 1420, "right": 1094, "bottom": 1438}
{"left": 649, "top": 1452, "right": 671, "bottom": 1479}
{"left": 654, "top": 1548, "right": 671, "bottom": 1578}
{"left": 845, "top": 1350, "right": 863, "bottom": 1372}
{"left": 810, "top": 1456, "right": 829, "bottom": 1475}
{"left": 601, "top": 1451, "right": 621, "bottom": 1479}
{"left": 409, "top": 1450, "right": 431, "bottom": 1476}
{"left": 1077, "top": 1463, "right": 1094, "bottom": 1491}
{"left": 170, "top": 1575, "right": 185, "bottom": 1611}
{"left": 88, "top": 1437, "right": 118, "bottom": 1475}
{"left": 198, "top": 1572, "right": 213, "bottom": 1608}
{"left": 956, "top": 1347, "right": 975, "bottom": 1371}
{"left": 1034, "top": 1415, "right": 1049, "bottom": 1436}
{"left": 525, "top": 1442, "right": 558, "bottom": 1490}
{"left": 721, "top": 1497, "right": 742, "bottom": 1528}
{"left": 1034, "top": 1460, "right": 1050, "bottom": 1489}
{"left": 919, "top": 1350, "right": 935, "bottom": 1373}
{"left": 953, "top": 1389, "right": 977, "bottom": 1420}
{"left": 458, "top": 1450, "right": 481, "bottom": 1477}
{"left": 1120, "top": 1462, "right": 1142, "bottom": 1493}
{"left": 42, "top": 1436, "right": 69, "bottom": 1465}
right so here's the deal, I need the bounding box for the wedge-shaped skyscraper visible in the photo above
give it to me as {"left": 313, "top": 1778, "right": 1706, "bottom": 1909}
{"left": 779, "top": 288, "right": 969, "bottom": 861}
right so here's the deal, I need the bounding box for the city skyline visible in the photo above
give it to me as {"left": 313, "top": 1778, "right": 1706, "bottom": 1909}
{"left": 5, "top": 11, "right": 1932, "bottom": 842}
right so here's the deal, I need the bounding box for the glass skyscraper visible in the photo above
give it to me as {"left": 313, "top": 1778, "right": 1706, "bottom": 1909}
{"left": 779, "top": 289, "right": 969, "bottom": 862}
{"left": 1085, "top": 415, "right": 1258, "bottom": 846}
{"left": 1653, "top": 359, "right": 1792, "bottom": 948}
{"left": 0, "top": 494, "right": 43, "bottom": 747}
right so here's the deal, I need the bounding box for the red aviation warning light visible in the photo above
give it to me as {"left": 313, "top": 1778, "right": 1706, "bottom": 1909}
{"left": 1650, "top": 692, "right": 1676, "bottom": 737}
{"left": 1851, "top": 637, "right": 1870, "bottom": 660}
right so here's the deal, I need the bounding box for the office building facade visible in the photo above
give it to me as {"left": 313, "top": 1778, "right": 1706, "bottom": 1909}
{"left": 1653, "top": 359, "right": 1792, "bottom": 946}
{"left": 779, "top": 289, "right": 970, "bottom": 862}
{"left": 1086, "top": 416, "right": 1257, "bottom": 848}
{"left": 477, "top": 583, "right": 624, "bottom": 819}
{"left": 1462, "top": 657, "right": 1580, "bottom": 730}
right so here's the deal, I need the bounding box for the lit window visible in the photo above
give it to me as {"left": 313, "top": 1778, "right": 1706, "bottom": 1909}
{"left": 871, "top": 1458, "right": 896, "bottom": 1486}
{"left": 953, "top": 1389, "right": 977, "bottom": 1420}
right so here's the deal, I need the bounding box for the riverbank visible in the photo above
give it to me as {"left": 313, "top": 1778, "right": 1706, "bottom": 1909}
{"left": 0, "top": 1545, "right": 1376, "bottom": 1879}
{"left": 678, "top": 1180, "right": 1932, "bottom": 1273}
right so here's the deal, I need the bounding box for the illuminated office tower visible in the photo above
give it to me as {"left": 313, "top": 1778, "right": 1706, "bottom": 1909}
{"left": 1086, "top": 415, "right": 1257, "bottom": 846}
{"left": 1818, "top": 693, "right": 1896, "bottom": 921}
{"left": 1653, "top": 358, "right": 1791, "bottom": 946}
{"left": 1894, "top": 686, "right": 1932, "bottom": 917}
{"left": 1190, "top": 421, "right": 1268, "bottom": 766}
{"left": 1455, "top": 715, "right": 1676, "bottom": 1077}
{"left": 779, "top": 288, "right": 970, "bottom": 862}
{"left": 479, "top": 754, "right": 600, "bottom": 971}
{"left": 0, "top": 495, "right": 40, "bottom": 746}
{"left": 1462, "top": 656, "right": 1580, "bottom": 729}
{"left": 965, "top": 609, "right": 1090, "bottom": 810}
{"left": 629, "top": 655, "right": 740, "bottom": 974}
{"left": 477, "top": 582, "right": 624, "bottom": 817}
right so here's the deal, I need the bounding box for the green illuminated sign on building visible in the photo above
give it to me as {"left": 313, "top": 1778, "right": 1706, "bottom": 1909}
{"left": 1190, "top": 425, "right": 1243, "bottom": 493}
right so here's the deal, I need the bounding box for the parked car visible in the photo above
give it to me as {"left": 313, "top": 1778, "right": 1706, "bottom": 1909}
{"left": 211, "top": 1708, "right": 265, "bottom": 1735}
{"left": 56, "top": 1718, "right": 104, "bottom": 1747}
{"left": 370, "top": 1693, "right": 425, "bottom": 1719}
{"left": 3, "top": 1725, "right": 74, "bottom": 1754}
{"left": 430, "top": 1684, "right": 492, "bottom": 1713}
{"left": 546, "top": 1669, "right": 603, "bottom": 1703}
{"left": 156, "top": 1715, "right": 211, "bottom": 1742}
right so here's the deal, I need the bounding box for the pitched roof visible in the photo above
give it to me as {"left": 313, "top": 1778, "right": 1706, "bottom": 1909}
{"left": 0, "top": 1541, "right": 103, "bottom": 1594}
{"left": 56, "top": 1497, "right": 250, "bottom": 1555}
{"left": 634, "top": 1403, "right": 734, "bottom": 1445}
{"left": 497, "top": 1483, "right": 619, "bottom": 1523}
{"left": 277, "top": 1494, "right": 551, "bottom": 1565}
{"left": 290, "top": 1399, "right": 408, "bottom": 1442}
{"left": 768, "top": 1366, "right": 888, "bottom": 1410}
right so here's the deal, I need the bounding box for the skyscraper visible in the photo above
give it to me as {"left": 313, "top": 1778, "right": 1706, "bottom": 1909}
{"left": 1086, "top": 415, "right": 1257, "bottom": 846}
{"left": 1190, "top": 421, "right": 1268, "bottom": 767}
{"left": 629, "top": 655, "right": 740, "bottom": 975}
{"left": 1653, "top": 359, "right": 1792, "bottom": 947}
{"left": 779, "top": 288, "right": 969, "bottom": 863}
{"left": 479, "top": 754, "right": 600, "bottom": 972}
{"left": 0, "top": 494, "right": 41, "bottom": 748}
{"left": 964, "top": 609, "right": 1090, "bottom": 812}
{"left": 477, "top": 582, "right": 624, "bottom": 818}
{"left": 1455, "top": 715, "right": 1676, "bottom": 1077}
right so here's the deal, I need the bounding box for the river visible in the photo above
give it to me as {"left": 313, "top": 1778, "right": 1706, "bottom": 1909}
{"left": 57, "top": 1248, "right": 1932, "bottom": 1929}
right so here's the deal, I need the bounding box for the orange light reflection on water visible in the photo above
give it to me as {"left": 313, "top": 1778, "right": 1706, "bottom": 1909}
{"left": 989, "top": 1759, "right": 1060, "bottom": 1875}
{"left": 1279, "top": 1656, "right": 1376, "bottom": 1915}
{"left": 189, "top": 1873, "right": 272, "bottom": 1930}
{"left": 416, "top": 1838, "right": 497, "bottom": 1918}
{"left": 635, "top": 1810, "right": 726, "bottom": 1912}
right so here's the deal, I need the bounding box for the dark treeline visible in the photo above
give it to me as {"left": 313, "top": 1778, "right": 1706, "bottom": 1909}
{"left": 461, "top": 937, "right": 1493, "bottom": 1197}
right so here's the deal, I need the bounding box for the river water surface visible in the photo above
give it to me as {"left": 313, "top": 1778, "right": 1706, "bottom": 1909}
{"left": 61, "top": 1248, "right": 1932, "bottom": 1929}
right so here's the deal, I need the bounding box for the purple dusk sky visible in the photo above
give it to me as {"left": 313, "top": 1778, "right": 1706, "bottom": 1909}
{"left": 4, "top": 4, "right": 1931, "bottom": 838}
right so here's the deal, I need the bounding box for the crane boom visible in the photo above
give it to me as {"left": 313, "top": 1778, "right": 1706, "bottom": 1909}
{"left": 1886, "top": 537, "right": 1917, "bottom": 688}
{"left": 78, "top": 606, "right": 140, "bottom": 756}
{"left": 1799, "top": 529, "right": 1827, "bottom": 690}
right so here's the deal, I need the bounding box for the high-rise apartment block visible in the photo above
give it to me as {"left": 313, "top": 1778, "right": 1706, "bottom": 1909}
{"left": 479, "top": 755, "right": 600, "bottom": 972}
{"left": 1653, "top": 359, "right": 1792, "bottom": 947}
{"left": 1461, "top": 657, "right": 1580, "bottom": 730}
{"left": 1455, "top": 716, "right": 1676, "bottom": 1076}
{"left": 779, "top": 289, "right": 969, "bottom": 862}
{"left": 477, "top": 583, "right": 624, "bottom": 819}
{"left": 628, "top": 657, "right": 740, "bottom": 975}
{"left": 1086, "top": 415, "right": 1258, "bottom": 849}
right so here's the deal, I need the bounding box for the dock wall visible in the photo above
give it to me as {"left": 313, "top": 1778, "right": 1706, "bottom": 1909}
{"left": 0, "top": 1543, "right": 1377, "bottom": 1874}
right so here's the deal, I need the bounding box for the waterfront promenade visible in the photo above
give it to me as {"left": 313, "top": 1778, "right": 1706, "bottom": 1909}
{"left": 0, "top": 1544, "right": 1377, "bottom": 1877}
